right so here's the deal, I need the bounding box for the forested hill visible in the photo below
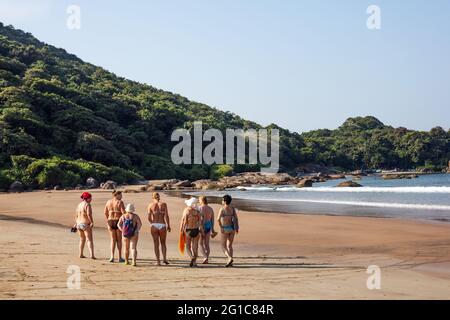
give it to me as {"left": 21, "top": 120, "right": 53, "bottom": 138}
{"left": 0, "top": 23, "right": 449, "bottom": 189}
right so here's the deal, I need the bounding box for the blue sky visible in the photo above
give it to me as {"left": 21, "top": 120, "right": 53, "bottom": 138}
{"left": 1, "top": 0, "right": 449, "bottom": 132}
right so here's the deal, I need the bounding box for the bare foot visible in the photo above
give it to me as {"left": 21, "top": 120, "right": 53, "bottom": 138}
{"left": 225, "top": 258, "right": 233, "bottom": 267}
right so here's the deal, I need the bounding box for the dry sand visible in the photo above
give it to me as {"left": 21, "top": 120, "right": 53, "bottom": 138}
{"left": 0, "top": 188, "right": 449, "bottom": 299}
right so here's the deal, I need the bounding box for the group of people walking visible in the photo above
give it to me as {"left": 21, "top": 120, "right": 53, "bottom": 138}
{"left": 73, "top": 191, "right": 239, "bottom": 267}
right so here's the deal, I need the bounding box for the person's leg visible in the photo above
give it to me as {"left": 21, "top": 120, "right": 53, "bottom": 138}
{"left": 200, "top": 233, "right": 207, "bottom": 258}
{"left": 225, "top": 232, "right": 235, "bottom": 266}
{"left": 227, "top": 232, "right": 235, "bottom": 259}
{"left": 115, "top": 229, "right": 123, "bottom": 261}
{"left": 108, "top": 228, "right": 116, "bottom": 261}
{"left": 186, "top": 236, "right": 193, "bottom": 258}
{"left": 221, "top": 233, "right": 230, "bottom": 259}
{"left": 159, "top": 228, "right": 169, "bottom": 264}
{"left": 151, "top": 227, "right": 161, "bottom": 265}
{"left": 192, "top": 235, "right": 200, "bottom": 266}
{"left": 204, "top": 233, "right": 211, "bottom": 261}
{"left": 131, "top": 235, "right": 138, "bottom": 266}
{"left": 124, "top": 238, "right": 130, "bottom": 264}
{"left": 78, "top": 230, "right": 86, "bottom": 258}
{"left": 85, "top": 228, "right": 95, "bottom": 259}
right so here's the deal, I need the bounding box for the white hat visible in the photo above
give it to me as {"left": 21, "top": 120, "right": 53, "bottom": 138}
{"left": 125, "top": 203, "right": 135, "bottom": 213}
{"left": 184, "top": 197, "right": 198, "bottom": 208}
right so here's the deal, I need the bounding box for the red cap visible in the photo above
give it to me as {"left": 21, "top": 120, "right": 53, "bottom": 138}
{"left": 81, "top": 192, "right": 92, "bottom": 200}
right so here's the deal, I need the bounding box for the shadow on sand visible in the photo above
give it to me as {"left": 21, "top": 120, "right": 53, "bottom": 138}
{"left": 135, "top": 256, "right": 360, "bottom": 270}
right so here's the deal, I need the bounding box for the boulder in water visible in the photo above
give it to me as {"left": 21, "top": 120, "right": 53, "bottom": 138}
{"left": 337, "top": 180, "right": 362, "bottom": 187}
{"left": 297, "top": 179, "right": 313, "bottom": 188}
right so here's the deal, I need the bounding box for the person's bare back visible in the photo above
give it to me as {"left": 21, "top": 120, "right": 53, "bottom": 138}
{"left": 76, "top": 201, "right": 91, "bottom": 225}
{"left": 105, "top": 198, "right": 125, "bottom": 220}
{"left": 184, "top": 207, "right": 201, "bottom": 229}
{"left": 220, "top": 207, "right": 235, "bottom": 226}
{"left": 149, "top": 202, "right": 167, "bottom": 224}
{"left": 200, "top": 205, "right": 213, "bottom": 222}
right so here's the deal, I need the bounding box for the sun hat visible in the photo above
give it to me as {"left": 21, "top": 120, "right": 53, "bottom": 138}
{"left": 184, "top": 197, "right": 198, "bottom": 208}
{"left": 125, "top": 203, "right": 135, "bottom": 213}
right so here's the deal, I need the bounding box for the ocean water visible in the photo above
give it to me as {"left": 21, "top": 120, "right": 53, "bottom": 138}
{"left": 188, "top": 174, "right": 450, "bottom": 221}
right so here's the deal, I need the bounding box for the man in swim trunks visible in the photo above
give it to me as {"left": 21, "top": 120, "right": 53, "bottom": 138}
{"left": 74, "top": 192, "right": 96, "bottom": 259}
{"left": 217, "top": 194, "right": 239, "bottom": 267}
{"left": 198, "top": 196, "right": 216, "bottom": 264}
{"left": 104, "top": 190, "right": 126, "bottom": 262}
{"left": 148, "top": 192, "right": 171, "bottom": 266}
{"left": 180, "top": 197, "right": 203, "bottom": 267}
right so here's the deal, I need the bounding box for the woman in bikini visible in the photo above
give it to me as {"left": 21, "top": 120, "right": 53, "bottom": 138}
{"left": 217, "top": 194, "right": 239, "bottom": 267}
{"left": 74, "top": 192, "right": 96, "bottom": 259}
{"left": 148, "top": 192, "right": 171, "bottom": 266}
{"left": 198, "top": 196, "right": 216, "bottom": 264}
{"left": 180, "top": 197, "right": 203, "bottom": 267}
{"left": 118, "top": 203, "right": 142, "bottom": 267}
{"left": 104, "top": 190, "right": 126, "bottom": 263}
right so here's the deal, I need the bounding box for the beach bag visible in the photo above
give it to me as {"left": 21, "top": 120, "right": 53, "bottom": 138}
{"left": 122, "top": 217, "right": 135, "bottom": 238}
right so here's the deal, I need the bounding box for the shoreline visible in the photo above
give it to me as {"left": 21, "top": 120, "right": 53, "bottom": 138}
{"left": 3, "top": 181, "right": 450, "bottom": 223}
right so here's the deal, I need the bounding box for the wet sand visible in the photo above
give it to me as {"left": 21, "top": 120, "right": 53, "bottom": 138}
{"left": 0, "top": 188, "right": 449, "bottom": 299}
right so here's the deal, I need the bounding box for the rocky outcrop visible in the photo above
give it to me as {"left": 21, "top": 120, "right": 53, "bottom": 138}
{"left": 101, "top": 180, "right": 117, "bottom": 189}
{"left": 147, "top": 185, "right": 164, "bottom": 191}
{"left": 297, "top": 179, "right": 314, "bottom": 188}
{"left": 137, "top": 171, "right": 352, "bottom": 192}
{"left": 192, "top": 179, "right": 212, "bottom": 189}
{"left": 124, "top": 189, "right": 139, "bottom": 193}
{"left": 9, "top": 181, "right": 24, "bottom": 193}
{"left": 202, "top": 182, "right": 220, "bottom": 190}
{"left": 86, "top": 177, "right": 99, "bottom": 189}
{"left": 348, "top": 170, "right": 367, "bottom": 176}
{"left": 173, "top": 180, "right": 192, "bottom": 188}
{"left": 218, "top": 172, "right": 297, "bottom": 188}
{"left": 382, "top": 173, "right": 418, "bottom": 180}
{"left": 337, "top": 180, "right": 362, "bottom": 187}
{"left": 329, "top": 174, "right": 346, "bottom": 180}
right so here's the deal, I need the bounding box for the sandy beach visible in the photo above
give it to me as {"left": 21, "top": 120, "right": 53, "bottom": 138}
{"left": 1, "top": 188, "right": 450, "bottom": 300}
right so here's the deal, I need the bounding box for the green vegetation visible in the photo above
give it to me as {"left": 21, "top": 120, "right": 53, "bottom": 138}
{"left": 4, "top": 155, "right": 141, "bottom": 189}
{"left": 0, "top": 23, "right": 449, "bottom": 189}
{"left": 0, "top": 169, "right": 12, "bottom": 189}
{"left": 300, "top": 116, "right": 449, "bottom": 170}
{"left": 210, "top": 164, "right": 233, "bottom": 180}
